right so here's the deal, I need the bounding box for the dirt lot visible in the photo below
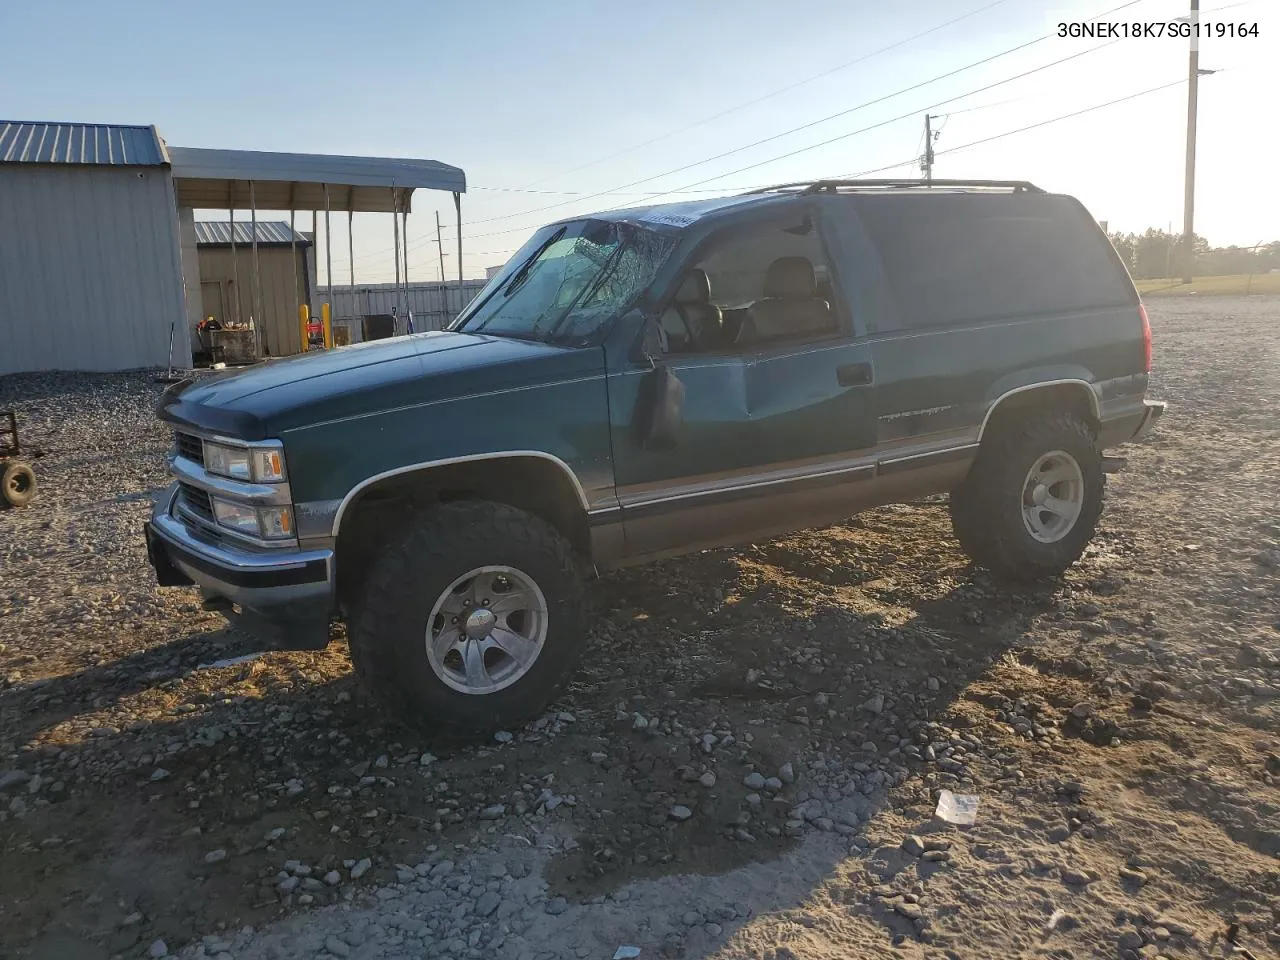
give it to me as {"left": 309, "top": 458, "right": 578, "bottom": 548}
{"left": 1, "top": 297, "right": 1277, "bottom": 960}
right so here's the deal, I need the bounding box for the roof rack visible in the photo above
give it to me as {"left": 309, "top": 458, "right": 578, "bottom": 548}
{"left": 748, "top": 178, "right": 1044, "bottom": 195}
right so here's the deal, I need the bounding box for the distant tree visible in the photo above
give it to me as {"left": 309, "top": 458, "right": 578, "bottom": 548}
{"left": 1133, "top": 229, "right": 1176, "bottom": 279}
{"left": 1105, "top": 227, "right": 1280, "bottom": 279}
{"left": 1107, "top": 231, "right": 1136, "bottom": 272}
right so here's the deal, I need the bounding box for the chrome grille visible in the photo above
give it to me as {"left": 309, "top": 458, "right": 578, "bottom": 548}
{"left": 177, "top": 482, "right": 214, "bottom": 523}
{"left": 175, "top": 432, "right": 204, "bottom": 466}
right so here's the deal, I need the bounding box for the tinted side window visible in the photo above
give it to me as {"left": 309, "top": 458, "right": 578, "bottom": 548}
{"left": 852, "top": 194, "right": 1135, "bottom": 330}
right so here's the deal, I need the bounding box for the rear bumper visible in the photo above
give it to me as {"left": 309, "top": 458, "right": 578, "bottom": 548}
{"left": 1098, "top": 399, "right": 1167, "bottom": 449}
{"left": 1130, "top": 399, "right": 1165, "bottom": 442}
{"left": 145, "top": 484, "right": 335, "bottom": 648}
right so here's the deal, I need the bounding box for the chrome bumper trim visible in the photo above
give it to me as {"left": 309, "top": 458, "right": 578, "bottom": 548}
{"left": 169, "top": 454, "right": 292, "bottom": 506}
{"left": 1131, "top": 400, "right": 1166, "bottom": 441}
{"left": 149, "top": 486, "right": 334, "bottom": 613}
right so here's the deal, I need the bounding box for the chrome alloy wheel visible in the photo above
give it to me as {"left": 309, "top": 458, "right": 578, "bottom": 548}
{"left": 425, "top": 565, "right": 548, "bottom": 694}
{"left": 1021, "top": 450, "right": 1085, "bottom": 543}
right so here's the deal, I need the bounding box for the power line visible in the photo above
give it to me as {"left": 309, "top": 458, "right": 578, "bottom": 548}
{"left": 458, "top": 0, "right": 1147, "bottom": 231}
{"left": 345, "top": 0, "right": 1151, "bottom": 266}
{"left": 343, "top": 79, "right": 1188, "bottom": 282}
{"left": 424, "top": 8, "right": 1146, "bottom": 249}
{"left": 463, "top": 36, "right": 1123, "bottom": 238}
{"left": 935, "top": 97, "right": 1022, "bottom": 117}
{"left": 837, "top": 77, "right": 1187, "bottom": 179}
{"left": 470, "top": 75, "right": 1189, "bottom": 264}
{"left": 513, "top": 0, "right": 1014, "bottom": 190}
{"left": 462, "top": 40, "right": 1045, "bottom": 229}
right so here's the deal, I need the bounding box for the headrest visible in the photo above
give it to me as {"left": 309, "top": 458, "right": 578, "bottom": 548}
{"left": 675, "top": 268, "right": 711, "bottom": 303}
{"left": 763, "top": 257, "right": 817, "bottom": 299}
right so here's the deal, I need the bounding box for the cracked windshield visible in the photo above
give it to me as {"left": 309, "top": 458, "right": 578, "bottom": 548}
{"left": 456, "top": 221, "right": 675, "bottom": 342}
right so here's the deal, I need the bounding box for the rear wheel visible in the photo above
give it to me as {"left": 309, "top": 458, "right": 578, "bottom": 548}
{"left": 347, "top": 500, "right": 587, "bottom": 734}
{"left": 950, "top": 413, "right": 1103, "bottom": 581}
{"left": 1, "top": 461, "right": 36, "bottom": 508}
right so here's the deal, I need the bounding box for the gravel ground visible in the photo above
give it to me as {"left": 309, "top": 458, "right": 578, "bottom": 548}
{"left": 1, "top": 297, "right": 1277, "bottom": 960}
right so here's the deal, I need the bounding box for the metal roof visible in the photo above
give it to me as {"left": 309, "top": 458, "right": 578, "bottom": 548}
{"left": 0, "top": 121, "right": 168, "bottom": 167}
{"left": 193, "top": 221, "right": 310, "bottom": 246}
{"left": 168, "top": 146, "right": 466, "bottom": 213}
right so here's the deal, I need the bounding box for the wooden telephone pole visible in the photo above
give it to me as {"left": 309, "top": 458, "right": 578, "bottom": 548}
{"left": 921, "top": 114, "right": 937, "bottom": 183}
{"left": 1180, "top": 0, "right": 1217, "bottom": 282}
{"left": 1181, "top": 0, "right": 1200, "bottom": 283}
{"left": 435, "top": 211, "right": 446, "bottom": 284}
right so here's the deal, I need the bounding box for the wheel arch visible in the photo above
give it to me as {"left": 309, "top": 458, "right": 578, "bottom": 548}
{"left": 977, "top": 379, "right": 1100, "bottom": 443}
{"left": 333, "top": 452, "right": 594, "bottom": 605}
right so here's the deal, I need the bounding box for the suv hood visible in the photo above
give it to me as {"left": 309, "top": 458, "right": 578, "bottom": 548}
{"left": 159, "top": 331, "right": 604, "bottom": 439}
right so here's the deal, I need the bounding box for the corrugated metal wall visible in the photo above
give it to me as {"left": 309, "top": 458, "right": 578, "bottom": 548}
{"left": 0, "top": 165, "right": 188, "bottom": 375}
{"left": 315, "top": 280, "right": 488, "bottom": 337}
{"left": 197, "top": 246, "right": 310, "bottom": 357}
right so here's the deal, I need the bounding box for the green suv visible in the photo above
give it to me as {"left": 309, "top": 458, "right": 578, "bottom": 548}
{"left": 145, "top": 179, "right": 1164, "bottom": 731}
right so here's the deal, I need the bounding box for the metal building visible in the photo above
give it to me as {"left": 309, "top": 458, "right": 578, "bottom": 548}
{"left": 194, "top": 221, "right": 315, "bottom": 357}
{"left": 0, "top": 119, "right": 468, "bottom": 376}
{"left": 0, "top": 122, "right": 189, "bottom": 376}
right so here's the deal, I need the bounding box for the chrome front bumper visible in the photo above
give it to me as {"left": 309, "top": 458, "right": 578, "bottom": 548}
{"left": 146, "top": 484, "right": 335, "bottom": 646}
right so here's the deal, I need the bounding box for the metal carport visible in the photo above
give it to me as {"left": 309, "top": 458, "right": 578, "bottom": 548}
{"left": 168, "top": 146, "right": 467, "bottom": 356}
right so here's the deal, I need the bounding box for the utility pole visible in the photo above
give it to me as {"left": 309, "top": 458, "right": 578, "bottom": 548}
{"left": 1181, "top": 0, "right": 1200, "bottom": 283}
{"left": 1180, "top": 2, "right": 1217, "bottom": 282}
{"left": 434, "top": 211, "right": 446, "bottom": 284}
{"left": 921, "top": 114, "right": 936, "bottom": 183}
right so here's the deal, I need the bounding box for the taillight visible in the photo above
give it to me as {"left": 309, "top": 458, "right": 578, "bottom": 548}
{"left": 1139, "top": 303, "right": 1152, "bottom": 372}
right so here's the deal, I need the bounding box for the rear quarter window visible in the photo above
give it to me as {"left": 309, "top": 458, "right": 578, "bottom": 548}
{"left": 851, "top": 193, "right": 1136, "bottom": 330}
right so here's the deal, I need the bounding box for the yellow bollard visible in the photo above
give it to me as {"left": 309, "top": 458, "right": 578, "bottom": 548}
{"left": 321, "top": 303, "right": 332, "bottom": 350}
{"left": 298, "top": 304, "right": 310, "bottom": 354}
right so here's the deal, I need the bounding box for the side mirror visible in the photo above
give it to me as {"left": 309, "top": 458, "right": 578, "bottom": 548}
{"left": 633, "top": 314, "right": 668, "bottom": 366}
{"left": 632, "top": 362, "right": 685, "bottom": 451}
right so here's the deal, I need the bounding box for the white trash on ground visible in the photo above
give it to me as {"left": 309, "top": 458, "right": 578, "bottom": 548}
{"left": 935, "top": 789, "right": 979, "bottom": 825}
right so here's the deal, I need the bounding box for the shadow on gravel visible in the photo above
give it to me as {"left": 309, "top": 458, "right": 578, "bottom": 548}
{"left": 1, "top": 626, "right": 252, "bottom": 746}
{"left": 1, "top": 529, "right": 1064, "bottom": 958}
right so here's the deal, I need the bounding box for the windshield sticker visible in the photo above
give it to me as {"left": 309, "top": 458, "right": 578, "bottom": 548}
{"left": 636, "top": 211, "right": 699, "bottom": 228}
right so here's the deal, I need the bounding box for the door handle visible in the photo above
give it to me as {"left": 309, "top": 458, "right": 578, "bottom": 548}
{"left": 837, "top": 362, "right": 873, "bottom": 386}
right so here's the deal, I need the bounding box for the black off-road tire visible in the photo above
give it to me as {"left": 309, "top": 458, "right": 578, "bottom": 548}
{"left": 950, "top": 413, "right": 1104, "bottom": 581}
{"left": 347, "top": 500, "right": 587, "bottom": 734}
{"left": 1, "top": 461, "right": 36, "bottom": 508}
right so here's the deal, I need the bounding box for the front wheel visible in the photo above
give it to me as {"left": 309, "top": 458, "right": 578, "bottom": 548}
{"left": 950, "top": 413, "right": 1104, "bottom": 581}
{"left": 347, "top": 501, "right": 587, "bottom": 734}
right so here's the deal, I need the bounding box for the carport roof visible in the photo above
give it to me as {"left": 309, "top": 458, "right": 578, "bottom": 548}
{"left": 168, "top": 146, "right": 466, "bottom": 214}
{"left": 193, "top": 221, "right": 311, "bottom": 246}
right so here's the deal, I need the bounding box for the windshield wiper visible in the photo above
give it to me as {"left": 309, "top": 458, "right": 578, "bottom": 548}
{"left": 466, "top": 228, "right": 567, "bottom": 336}
{"left": 501, "top": 227, "right": 566, "bottom": 299}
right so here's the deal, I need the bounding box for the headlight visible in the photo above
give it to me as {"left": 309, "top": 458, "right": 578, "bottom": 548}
{"left": 211, "top": 498, "right": 294, "bottom": 540}
{"left": 204, "top": 442, "right": 287, "bottom": 483}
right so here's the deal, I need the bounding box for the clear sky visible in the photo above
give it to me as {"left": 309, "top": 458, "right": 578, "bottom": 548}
{"left": 3, "top": 0, "right": 1275, "bottom": 282}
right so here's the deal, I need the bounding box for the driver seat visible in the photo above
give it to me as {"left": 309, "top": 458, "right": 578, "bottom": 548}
{"left": 660, "top": 269, "right": 723, "bottom": 351}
